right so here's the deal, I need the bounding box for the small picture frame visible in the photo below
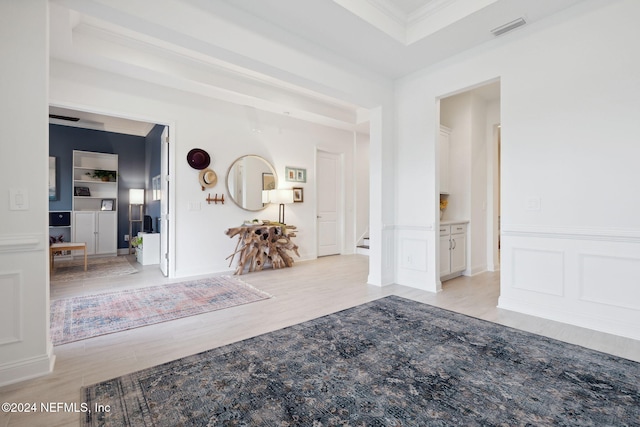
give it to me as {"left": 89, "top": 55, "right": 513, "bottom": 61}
{"left": 49, "top": 156, "right": 57, "bottom": 201}
{"left": 101, "top": 199, "right": 115, "bottom": 211}
{"left": 152, "top": 175, "right": 161, "bottom": 201}
{"left": 262, "top": 172, "right": 275, "bottom": 190}
{"left": 74, "top": 186, "right": 91, "bottom": 197}
{"left": 293, "top": 187, "right": 304, "bottom": 203}
{"left": 285, "top": 167, "right": 307, "bottom": 183}
{"left": 286, "top": 167, "right": 296, "bottom": 182}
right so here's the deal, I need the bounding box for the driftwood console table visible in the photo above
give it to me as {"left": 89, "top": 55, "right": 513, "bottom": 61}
{"left": 225, "top": 224, "right": 299, "bottom": 275}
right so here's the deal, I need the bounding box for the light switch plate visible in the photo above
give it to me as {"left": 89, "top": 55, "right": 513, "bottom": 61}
{"left": 9, "top": 189, "right": 29, "bottom": 211}
{"left": 526, "top": 196, "right": 541, "bottom": 211}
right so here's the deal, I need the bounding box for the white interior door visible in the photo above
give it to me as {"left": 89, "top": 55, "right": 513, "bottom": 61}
{"left": 160, "top": 126, "right": 169, "bottom": 276}
{"left": 317, "top": 150, "right": 342, "bottom": 256}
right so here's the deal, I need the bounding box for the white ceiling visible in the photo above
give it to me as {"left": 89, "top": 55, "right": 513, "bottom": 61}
{"left": 211, "top": 0, "right": 583, "bottom": 77}
{"left": 49, "top": 0, "right": 582, "bottom": 134}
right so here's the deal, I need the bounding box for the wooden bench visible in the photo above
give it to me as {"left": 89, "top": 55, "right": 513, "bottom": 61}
{"left": 50, "top": 242, "right": 87, "bottom": 272}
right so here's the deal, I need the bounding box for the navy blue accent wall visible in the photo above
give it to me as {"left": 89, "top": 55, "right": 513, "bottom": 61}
{"left": 145, "top": 124, "right": 164, "bottom": 231}
{"left": 49, "top": 124, "right": 147, "bottom": 249}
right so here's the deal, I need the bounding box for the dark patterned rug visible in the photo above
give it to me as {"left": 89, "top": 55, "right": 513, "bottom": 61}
{"left": 82, "top": 296, "right": 640, "bottom": 426}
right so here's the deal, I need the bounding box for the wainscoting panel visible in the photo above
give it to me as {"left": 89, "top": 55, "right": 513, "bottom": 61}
{"left": 512, "top": 248, "right": 564, "bottom": 296}
{"left": 579, "top": 254, "right": 640, "bottom": 310}
{"left": 0, "top": 232, "right": 55, "bottom": 386}
{"left": 499, "top": 226, "right": 640, "bottom": 341}
{"left": 400, "top": 238, "right": 428, "bottom": 271}
{"left": 395, "top": 226, "right": 440, "bottom": 292}
{"left": 0, "top": 271, "right": 22, "bottom": 345}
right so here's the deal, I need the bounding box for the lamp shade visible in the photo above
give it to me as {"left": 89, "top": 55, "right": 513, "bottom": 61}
{"left": 269, "top": 189, "right": 294, "bottom": 204}
{"left": 129, "top": 188, "right": 144, "bottom": 205}
{"left": 262, "top": 190, "right": 271, "bottom": 204}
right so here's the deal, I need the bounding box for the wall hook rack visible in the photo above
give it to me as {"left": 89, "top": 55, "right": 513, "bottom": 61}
{"left": 206, "top": 193, "right": 224, "bottom": 205}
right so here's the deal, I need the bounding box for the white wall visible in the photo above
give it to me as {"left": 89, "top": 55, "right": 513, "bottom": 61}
{"left": 395, "top": 0, "right": 640, "bottom": 339}
{"left": 0, "top": 0, "right": 55, "bottom": 386}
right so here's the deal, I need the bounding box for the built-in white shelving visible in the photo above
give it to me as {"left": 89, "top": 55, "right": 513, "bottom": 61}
{"left": 72, "top": 150, "right": 119, "bottom": 256}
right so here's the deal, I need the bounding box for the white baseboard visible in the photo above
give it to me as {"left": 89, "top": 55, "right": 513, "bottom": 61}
{"left": 0, "top": 349, "right": 55, "bottom": 387}
{"left": 498, "top": 296, "right": 640, "bottom": 342}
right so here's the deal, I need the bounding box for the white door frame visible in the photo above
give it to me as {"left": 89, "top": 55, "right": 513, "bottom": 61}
{"left": 160, "top": 126, "right": 170, "bottom": 277}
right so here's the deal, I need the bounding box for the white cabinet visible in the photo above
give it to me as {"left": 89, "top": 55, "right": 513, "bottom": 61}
{"left": 450, "top": 226, "right": 467, "bottom": 273}
{"left": 135, "top": 232, "right": 160, "bottom": 265}
{"left": 439, "top": 125, "right": 451, "bottom": 194}
{"left": 439, "top": 232, "right": 452, "bottom": 276}
{"left": 73, "top": 211, "right": 117, "bottom": 255}
{"left": 440, "top": 222, "right": 467, "bottom": 280}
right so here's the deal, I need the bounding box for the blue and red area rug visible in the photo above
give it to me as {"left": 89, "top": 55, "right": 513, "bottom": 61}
{"left": 82, "top": 296, "right": 640, "bottom": 426}
{"left": 50, "top": 256, "right": 138, "bottom": 283}
{"left": 51, "top": 276, "right": 271, "bottom": 345}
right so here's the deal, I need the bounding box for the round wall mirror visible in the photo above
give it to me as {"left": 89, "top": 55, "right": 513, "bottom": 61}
{"left": 226, "top": 155, "right": 277, "bottom": 211}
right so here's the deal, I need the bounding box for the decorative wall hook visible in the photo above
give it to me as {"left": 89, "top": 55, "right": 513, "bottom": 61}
{"left": 206, "top": 193, "right": 224, "bottom": 205}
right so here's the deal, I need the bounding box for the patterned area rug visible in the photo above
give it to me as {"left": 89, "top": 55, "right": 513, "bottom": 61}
{"left": 51, "top": 276, "right": 271, "bottom": 345}
{"left": 50, "top": 256, "right": 138, "bottom": 283}
{"left": 82, "top": 296, "right": 640, "bottom": 426}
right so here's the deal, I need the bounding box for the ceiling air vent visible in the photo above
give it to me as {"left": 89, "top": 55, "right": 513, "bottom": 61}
{"left": 491, "top": 17, "right": 526, "bottom": 37}
{"left": 49, "top": 114, "right": 80, "bottom": 122}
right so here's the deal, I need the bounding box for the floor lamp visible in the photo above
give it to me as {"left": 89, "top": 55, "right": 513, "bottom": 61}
{"left": 128, "top": 189, "right": 144, "bottom": 254}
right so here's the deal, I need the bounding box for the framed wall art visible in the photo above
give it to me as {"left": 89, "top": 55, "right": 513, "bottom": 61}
{"left": 293, "top": 187, "right": 304, "bottom": 203}
{"left": 152, "top": 175, "right": 161, "bottom": 201}
{"left": 285, "top": 167, "right": 307, "bottom": 183}
{"left": 262, "top": 172, "right": 275, "bottom": 191}
{"left": 74, "top": 186, "right": 91, "bottom": 197}
{"left": 101, "top": 199, "right": 115, "bottom": 211}
{"left": 49, "top": 156, "right": 57, "bottom": 201}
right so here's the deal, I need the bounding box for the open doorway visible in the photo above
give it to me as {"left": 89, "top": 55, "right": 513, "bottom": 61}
{"left": 48, "top": 106, "right": 171, "bottom": 282}
{"left": 437, "top": 80, "right": 501, "bottom": 282}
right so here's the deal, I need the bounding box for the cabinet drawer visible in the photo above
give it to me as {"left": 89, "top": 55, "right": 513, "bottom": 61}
{"left": 439, "top": 225, "right": 450, "bottom": 236}
{"left": 451, "top": 224, "right": 466, "bottom": 234}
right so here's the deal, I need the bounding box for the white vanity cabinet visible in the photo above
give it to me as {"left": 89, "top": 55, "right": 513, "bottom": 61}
{"left": 439, "top": 221, "right": 467, "bottom": 279}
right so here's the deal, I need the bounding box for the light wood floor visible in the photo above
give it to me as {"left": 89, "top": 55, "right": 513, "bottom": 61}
{"left": 2, "top": 254, "right": 639, "bottom": 427}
